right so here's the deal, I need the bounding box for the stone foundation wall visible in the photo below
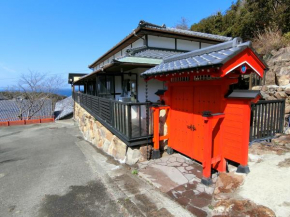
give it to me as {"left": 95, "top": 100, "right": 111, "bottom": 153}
{"left": 74, "top": 102, "right": 150, "bottom": 164}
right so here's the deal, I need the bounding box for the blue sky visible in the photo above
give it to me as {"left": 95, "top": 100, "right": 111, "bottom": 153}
{"left": 0, "top": 0, "right": 234, "bottom": 89}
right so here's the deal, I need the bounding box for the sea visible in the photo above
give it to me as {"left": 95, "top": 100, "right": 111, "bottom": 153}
{"left": 56, "top": 89, "right": 72, "bottom": 97}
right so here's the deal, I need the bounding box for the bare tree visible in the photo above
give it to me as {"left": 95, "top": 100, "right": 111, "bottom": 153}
{"left": 173, "top": 17, "right": 190, "bottom": 30}
{"left": 14, "top": 70, "right": 64, "bottom": 120}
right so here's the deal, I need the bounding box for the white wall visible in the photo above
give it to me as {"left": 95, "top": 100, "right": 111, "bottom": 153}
{"left": 201, "top": 42, "right": 214, "bottom": 48}
{"left": 115, "top": 51, "right": 122, "bottom": 59}
{"left": 148, "top": 35, "right": 175, "bottom": 49}
{"left": 132, "top": 38, "right": 145, "bottom": 48}
{"left": 121, "top": 45, "right": 131, "bottom": 56}
{"left": 108, "top": 56, "right": 114, "bottom": 64}
{"left": 127, "top": 68, "right": 163, "bottom": 103}
{"left": 177, "top": 39, "right": 199, "bottom": 50}
{"left": 114, "top": 76, "right": 122, "bottom": 100}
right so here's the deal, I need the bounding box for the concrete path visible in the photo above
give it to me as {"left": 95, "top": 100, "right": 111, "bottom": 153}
{"left": 0, "top": 120, "right": 193, "bottom": 217}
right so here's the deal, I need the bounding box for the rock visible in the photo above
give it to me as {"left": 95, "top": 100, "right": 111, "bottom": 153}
{"left": 285, "top": 128, "right": 290, "bottom": 135}
{"left": 285, "top": 87, "right": 290, "bottom": 95}
{"left": 214, "top": 172, "right": 245, "bottom": 197}
{"left": 97, "top": 139, "right": 104, "bottom": 149}
{"left": 275, "top": 91, "right": 288, "bottom": 99}
{"left": 265, "top": 70, "right": 275, "bottom": 85}
{"left": 268, "top": 86, "right": 277, "bottom": 94}
{"left": 260, "top": 91, "right": 270, "bottom": 100}
{"left": 277, "top": 66, "right": 290, "bottom": 76}
{"left": 248, "top": 154, "right": 262, "bottom": 163}
{"left": 261, "top": 85, "right": 268, "bottom": 92}
{"left": 102, "top": 139, "right": 110, "bottom": 152}
{"left": 139, "top": 145, "right": 152, "bottom": 162}
{"left": 285, "top": 105, "right": 290, "bottom": 114}
{"left": 213, "top": 199, "right": 276, "bottom": 217}
{"left": 105, "top": 128, "right": 114, "bottom": 141}
{"left": 278, "top": 75, "right": 290, "bottom": 86}
{"left": 252, "top": 86, "right": 262, "bottom": 90}
{"left": 272, "top": 135, "right": 290, "bottom": 150}
{"left": 126, "top": 147, "right": 141, "bottom": 165}
{"left": 250, "top": 142, "right": 287, "bottom": 155}
{"left": 265, "top": 95, "right": 277, "bottom": 100}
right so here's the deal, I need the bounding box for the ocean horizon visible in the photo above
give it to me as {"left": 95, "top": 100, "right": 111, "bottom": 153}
{"left": 56, "top": 89, "right": 72, "bottom": 97}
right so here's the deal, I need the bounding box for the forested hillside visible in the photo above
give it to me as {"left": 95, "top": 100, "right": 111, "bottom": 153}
{"left": 191, "top": 0, "right": 290, "bottom": 41}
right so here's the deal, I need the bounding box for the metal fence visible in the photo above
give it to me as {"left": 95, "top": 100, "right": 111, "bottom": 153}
{"left": 250, "top": 99, "right": 285, "bottom": 142}
{"left": 74, "top": 93, "right": 285, "bottom": 144}
{"left": 74, "top": 92, "right": 152, "bottom": 143}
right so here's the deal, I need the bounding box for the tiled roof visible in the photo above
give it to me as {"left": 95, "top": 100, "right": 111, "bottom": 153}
{"left": 139, "top": 20, "right": 232, "bottom": 42}
{"left": 54, "top": 96, "right": 73, "bottom": 120}
{"left": 0, "top": 93, "right": 8, "bottom": 100}
{"left": 106, "top": 47, "right": 184, "bottom": 67}
{"left": 141, "top": 38, "right": 251, "bottom": 76}
{"left": 89, "top": 20, "right": 232, "bottom": 68}
{"left": 132, "top": 48, "right": 185, "bottom": 59}
{"left": 0, "top": 99, "right": 53, "bottom": 121}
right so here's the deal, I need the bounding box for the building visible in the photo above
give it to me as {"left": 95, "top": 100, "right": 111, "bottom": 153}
{"left": 71, "top": 20, "right": 232, "bottom": 146}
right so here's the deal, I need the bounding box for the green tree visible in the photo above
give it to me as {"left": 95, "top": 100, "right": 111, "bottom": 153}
{"left": 190, "top": 0, "right": 290, "bottom": 40}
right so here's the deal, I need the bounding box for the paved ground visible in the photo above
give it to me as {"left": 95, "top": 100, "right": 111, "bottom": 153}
{"left": 138, "top": 154, "right": 218, "bottom": 217}
{"left": 0, "top": 120, "right": 193, "bottom": 217}
{"left": 138, "top": 145, "right": 290, "bottom": 217}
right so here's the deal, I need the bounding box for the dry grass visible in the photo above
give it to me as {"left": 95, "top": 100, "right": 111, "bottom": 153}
{"left": 252, "top": 27, "right": 290, "bottom": 56}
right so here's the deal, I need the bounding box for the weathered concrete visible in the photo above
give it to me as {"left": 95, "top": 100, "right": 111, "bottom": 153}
{"left": 0, "top": 120, "right": 194, "bottom": 217}
{"left": 0, "top": 120, "right": 122, "bottom": 217}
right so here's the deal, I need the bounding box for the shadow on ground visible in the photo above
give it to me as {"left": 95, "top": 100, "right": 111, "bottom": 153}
{"left": 38, "top": 180, "right": 122, "bottom": 217}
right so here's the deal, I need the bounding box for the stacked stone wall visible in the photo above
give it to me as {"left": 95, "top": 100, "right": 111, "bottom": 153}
{"left": 74, "top": 102, "right": 150, "bottom": 164}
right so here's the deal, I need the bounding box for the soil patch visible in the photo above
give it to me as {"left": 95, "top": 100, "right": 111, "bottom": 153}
{"left": 213, "top": 199, "right": 275, "bottom": 217}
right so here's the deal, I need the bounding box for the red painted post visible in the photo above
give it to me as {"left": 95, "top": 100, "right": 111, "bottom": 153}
{"left": 236, "top": 102, "right": 252, "bottom": 174}
{"left": 202, "top": 119, "right": 212, "bottom": 180}
{"left": 153, "top": 107, "right": 160, "bottom": 151}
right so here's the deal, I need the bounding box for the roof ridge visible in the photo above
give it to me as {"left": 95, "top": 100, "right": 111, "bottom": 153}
{"left": 139, "top": 20, "right": 166, "bottom": 28}
{"left": 126, "top": 45, "right": 148, "bottom": 55}
{"left": 164, "top": 37, "right": 243, "bottom": 63}
{"left": 165, "top": 27, "right": 232, "bottom": 40}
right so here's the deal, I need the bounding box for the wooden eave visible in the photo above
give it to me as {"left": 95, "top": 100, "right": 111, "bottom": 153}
{"left": 75, "top": 62, "right": 156, "bottom": 85}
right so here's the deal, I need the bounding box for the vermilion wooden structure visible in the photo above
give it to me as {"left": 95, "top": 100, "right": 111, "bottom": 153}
{"left": 147, "top": 46, "right": 266, "bottom": 185}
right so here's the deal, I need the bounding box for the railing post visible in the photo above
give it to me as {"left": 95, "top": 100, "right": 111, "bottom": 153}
{"left": 128, "top": 104, "right": 132, "bottom": 139}
{"left": 138, "top": 105, "right": 142, "bottom": 137}
{"left": 110, "top": 101, "right": 114, "bottom": 126}
{"left": 280, "top": 100, "right": 285, "bottom": 133}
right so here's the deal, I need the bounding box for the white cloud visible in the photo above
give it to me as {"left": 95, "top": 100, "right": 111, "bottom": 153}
{"left": 0, "top": 62, "right": 16, "bottom": 73}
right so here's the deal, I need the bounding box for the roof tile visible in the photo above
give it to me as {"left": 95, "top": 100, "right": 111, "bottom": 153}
{"left": 141, "top": 38, "right": 252, "bottom": 76}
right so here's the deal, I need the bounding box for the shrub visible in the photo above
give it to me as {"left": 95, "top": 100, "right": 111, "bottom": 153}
{"left": 252, "top": 27, "right": 290, "bottom": 56}
{"left": 131, "top": 169, "right": 138, "bottom": 175}
{"left": 284, "top": 32, "right": 290, "bottom": 41}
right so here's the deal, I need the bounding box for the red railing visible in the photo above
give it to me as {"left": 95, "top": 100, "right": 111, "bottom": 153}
{"left": 0, "top": 116, "right": 55, "bottom": 126}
